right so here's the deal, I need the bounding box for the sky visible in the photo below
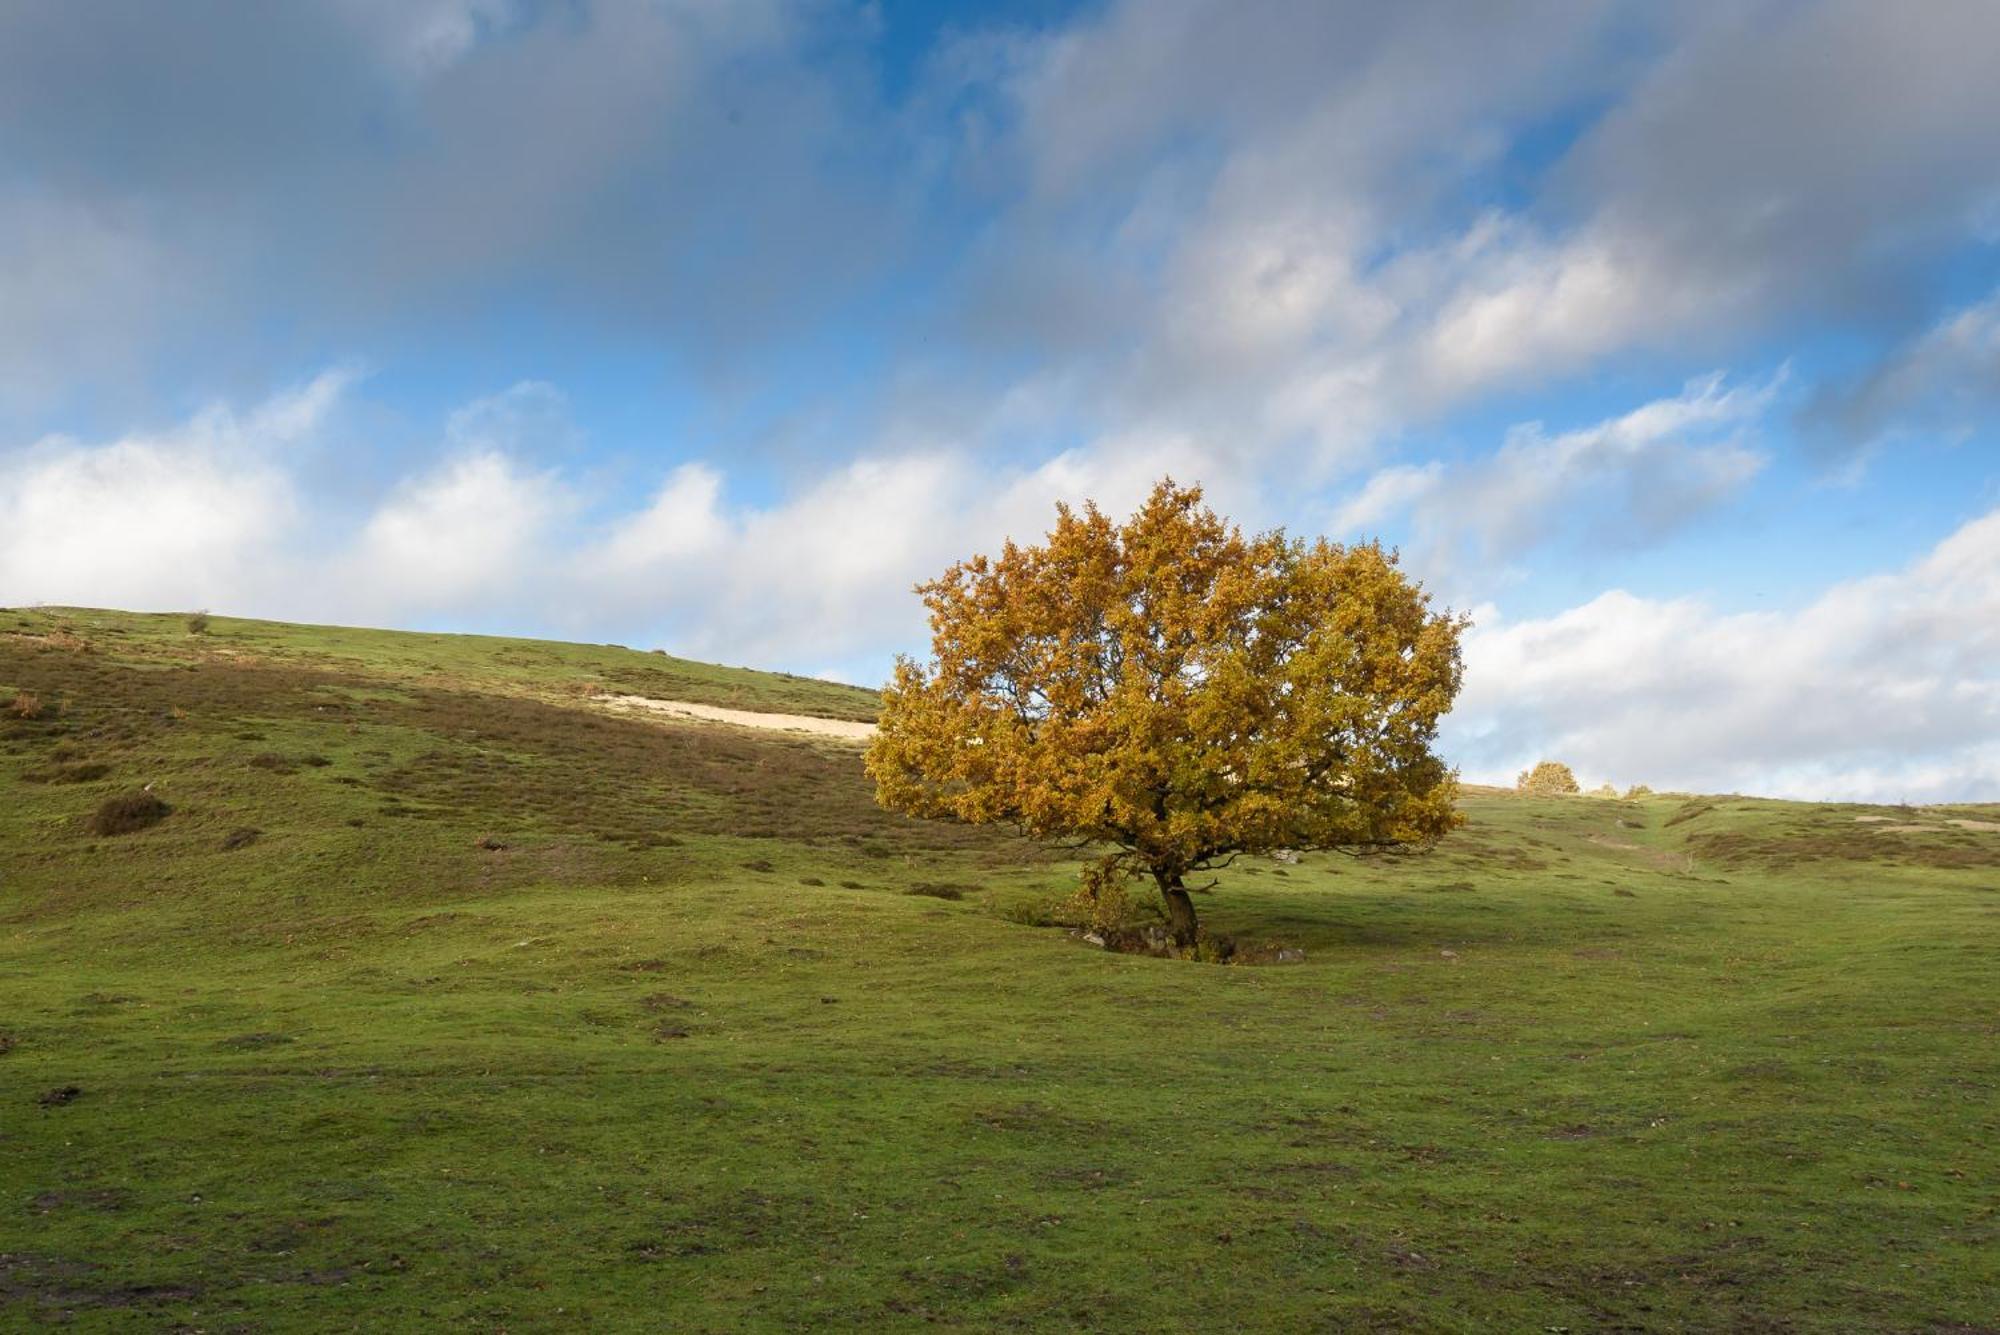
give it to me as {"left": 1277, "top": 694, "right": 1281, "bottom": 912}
{"left": 2, "top": 0, "right": 1997, "bottom": 802}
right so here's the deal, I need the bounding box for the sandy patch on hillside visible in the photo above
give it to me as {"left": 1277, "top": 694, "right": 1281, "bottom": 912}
{"left": 1852, "top": 815, "right": 1999, "bottom": 834}
{"left": 600, "top": 694, "right": 876, "bottom": 742}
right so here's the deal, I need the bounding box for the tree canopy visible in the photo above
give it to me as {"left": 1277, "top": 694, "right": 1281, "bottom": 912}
{"left": 865, "top": 480, "right": 1466, "bottom": 949}
{"left": 1516, "top": 761, "right": 1580, "bottom": 796}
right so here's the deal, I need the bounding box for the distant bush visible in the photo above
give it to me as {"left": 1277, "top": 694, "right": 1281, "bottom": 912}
{"left": 43, "top": 628, "right": 91, "bottom": 653}
{"left": 186, "top": 610, "right": 211, "bottom": 635}
{"left": 1587, "top": 783, "right": 1619, "bottom": 799}
{"left": 1054, "top": 862, "right": 1134, "bottom": 931}
{"left": 1515, "top": 761, "right": 1579, "bottom": 796}
{"left": 1000, "top": 895, "right": 1061, "bottom": 927}
{"left": 907, "top": 882, "right": 972, "bottom": 901}
{"left": 89, "top": 791, "right": 169, "bottom": 836}
{"left": 1625, "top": 784, "right": 1654, "bottom": 799}
{"left": 7, "top": 690, "right": 42, "bottom": 720}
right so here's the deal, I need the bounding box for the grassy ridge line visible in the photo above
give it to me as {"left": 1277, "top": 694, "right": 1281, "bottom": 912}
{"left": 5, "top": 606, "right": 884, "bottom": 722}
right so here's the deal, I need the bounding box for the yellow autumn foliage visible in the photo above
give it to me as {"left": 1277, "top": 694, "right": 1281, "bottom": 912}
{"left": 865, "top": 479, "right": 1466, "bottom": 947}
{"left": 1515, "top": 761, "right": 1579, "bottom": 796}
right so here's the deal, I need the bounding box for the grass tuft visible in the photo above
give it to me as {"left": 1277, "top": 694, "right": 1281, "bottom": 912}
{"left": 86, "top": 790, "right": 170, "bottom": 836}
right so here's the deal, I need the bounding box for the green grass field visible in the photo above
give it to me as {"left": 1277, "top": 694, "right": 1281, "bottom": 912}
{"left": 3, "top": 607, "right": 1995, "bottom": 1330}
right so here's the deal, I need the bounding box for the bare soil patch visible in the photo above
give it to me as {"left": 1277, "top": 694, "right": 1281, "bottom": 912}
{"left": 600, "top": 693, "right": 876, "bottom": 741}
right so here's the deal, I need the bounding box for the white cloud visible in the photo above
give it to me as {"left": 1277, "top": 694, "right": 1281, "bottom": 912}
{"left": 349, "top": 450, "right": 560, "bottom": 612}
{"left": 1411, "top": 228, "right": 1715, "bottom": 402}
{"left": 0, "top": 441, "right": 293, "bottom": 613}
{"left": 593, "top": 464, "right": 728, "bottom": 572}
{"left": 1330, "top": 374, "right": 1773, "bottom": 591}
{"left": 1327, "top": 463, "right": 1441, "bottom": 536}
{"left": 443, "top": 380, "right": 581, "bottom": 461}
{"left": 1445, "top": 507, "right": 2000, "bottom": 801}
{"left": 0, "top": 372, "right": 351, "bottom": 609}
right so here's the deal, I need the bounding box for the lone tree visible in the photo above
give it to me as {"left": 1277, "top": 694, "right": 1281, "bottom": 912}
{"left": 866, "top": 480, "right": 1466, "bottom": 949}
{"left": 1515, "top": 761, "right": 1579, "bottom": 796}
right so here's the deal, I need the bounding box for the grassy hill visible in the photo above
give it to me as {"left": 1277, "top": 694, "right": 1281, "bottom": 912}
{"left": 2, "top": 607, "right": 1995, "bottom": 1330}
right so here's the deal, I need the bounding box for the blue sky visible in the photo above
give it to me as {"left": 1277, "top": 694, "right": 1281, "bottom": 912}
{"left": 2, "top": 0, "right": 1996, "bottom": 800}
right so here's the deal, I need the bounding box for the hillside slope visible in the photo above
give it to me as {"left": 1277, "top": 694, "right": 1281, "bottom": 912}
{"left": 2, "top": 609, "right": 1995, "bottom": 1330}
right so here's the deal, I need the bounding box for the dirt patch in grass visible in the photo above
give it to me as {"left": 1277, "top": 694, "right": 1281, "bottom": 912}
{"left": 28, "top": 1188, "right": 132, "bottom": 1214}
{"left": 0, "top": 1252, "right": 200, "bottom": 1310}
{"left": 22, "top": 761, "right": 110, "bottom": 784}
{"left": 907, "top": 882, "right": 972, "bottom": 901}
{"left": 970, "top": 1102, "right": 1102, "bottom": 1135}
{"left": 220, "top": 826, "right": 262, "bottom": 851}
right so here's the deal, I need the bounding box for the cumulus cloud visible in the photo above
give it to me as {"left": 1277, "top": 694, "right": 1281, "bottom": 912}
{"left": 0, "top": 371, "right": 351, "bottom": 609}
{"left": 347, "top": 450, "right": 561, "bottom": 615}
{"left": 0, "top": 376, "right": 1235, "bottom": 678}
{"left": 1445, "top": 506, "right": 2000, "bottom": 802}
{"left": 1328, "top": 373, "right": 1774, "bottom": 591}
{"left": 572, "top": 430, "right": 1245, "bottom": 669}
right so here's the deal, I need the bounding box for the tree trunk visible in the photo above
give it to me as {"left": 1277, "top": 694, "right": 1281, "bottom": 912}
{"left": 1161, "top": 878, "right": 1199, "bottom": 950}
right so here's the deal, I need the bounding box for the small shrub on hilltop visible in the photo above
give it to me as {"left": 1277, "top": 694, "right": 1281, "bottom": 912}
{"left": 1516, "top": 761, "right": 1579, "bottom": 796}
{"left": 1625, "top": 784, "right": 1654, "bottom": 799}
{"left": 186, "top": 611, "right": 211, "bottom": 636}
{"left": 89, "top": 791, "right": 170, "bottom": 836}
{"left": 1588, "top": 783, "right": 1619, "bottom": 799}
